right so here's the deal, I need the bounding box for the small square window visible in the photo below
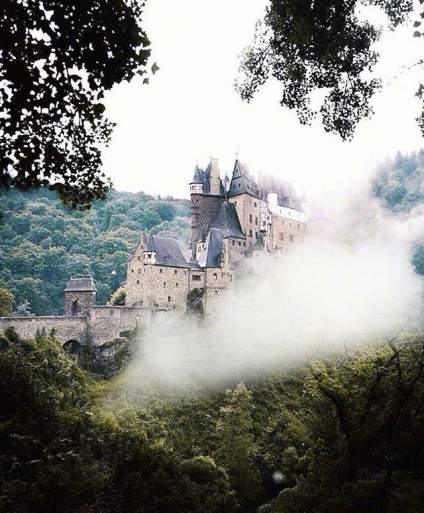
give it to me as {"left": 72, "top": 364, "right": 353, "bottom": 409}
{"left": 163, "top": 282, "right": 166, "bottom": 287}
{"left": 160, "top": 269, "right": 163, "bottom": 273}
{"left": 174, "top": 269, "right": 177, "bottom": 274}
{"left": 168, "top": 296, "right": 171, "bottom": 302}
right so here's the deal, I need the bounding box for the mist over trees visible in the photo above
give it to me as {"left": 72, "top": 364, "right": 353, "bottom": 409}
{"left": 1, "top": 327, "right": 424, "bottom": 513}
{"left": 0, "top": 188, "right": 190, "bottom": 315}
{"left": 373, "top": 149, "right": 424, "bottom": 274}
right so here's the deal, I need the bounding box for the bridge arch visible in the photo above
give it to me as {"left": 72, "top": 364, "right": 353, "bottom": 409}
{"left": 63, "top": 339, "right": 84, "bottom": 361}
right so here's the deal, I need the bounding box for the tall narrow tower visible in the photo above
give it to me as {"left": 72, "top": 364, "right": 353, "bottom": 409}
{"left": 209, "top": 158, "right": 221, "bottom": 195}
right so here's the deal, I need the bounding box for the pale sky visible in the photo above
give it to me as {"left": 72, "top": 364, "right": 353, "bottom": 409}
{"left": 102, "top": 0, "right": 424, "bottom": 199}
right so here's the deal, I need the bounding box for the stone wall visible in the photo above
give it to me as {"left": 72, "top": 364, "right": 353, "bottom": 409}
{"left": 126, "top": 264, "right": 191, "bottom": 310}
{"left": 228, "top": 236, "right": 247, "bottom": 263}
{"left": 270, "top": 214, "right": 307, "bottom": 253}
{"left": 0, "top": 316, "right": 89, "bottom": 345}
{"left": 64, "top": 290, "right": 96, "bottom": 317}
{"left": 191, "top": 193, "right": 224, "bottom": 252}
{"left": 229, "top": 194, "right": 261, "bottom": 247}
{"left": 88, "top": 306, "right": 157, "bottom": 346}
{"left": 0, "top": 306, "right": 161, "bottom": 348}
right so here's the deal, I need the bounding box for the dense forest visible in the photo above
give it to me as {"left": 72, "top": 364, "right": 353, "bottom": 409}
{"left": 373, "top": 150, "right": 424, "bottom": 213}
{"left": 0, "top": 188, "right": 190, "bottom": 315}
{"left": 373, "top": 150, "right": 424, "bottom": 276}
{"left": 2, "top": 152, "right": 424, "bottom": 512}
{"left": 1, "top": 327, "right": 423, "bottom": 513}
{"left": 2, "top": 150, "right": 424, "bottom": 316}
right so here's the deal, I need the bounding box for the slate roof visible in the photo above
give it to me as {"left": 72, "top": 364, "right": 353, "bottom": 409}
{"left": 190, "top": 162, "right": 225, "bottom": 196}
{"left": 210, "top": 202, "right": 245, "bottom": 239}
{"left": 228, "top": 159, "right": 262, "bottom": 199}
{"left": 197, "top": 228, "right": 224, "bottom": 268}
{"left": 64, "top": 277, "right": 97, "bottom": 292}
{"left": 146, "top": 234, "right": 190, "bottom": 268}
{"left": 190, "top": 164, "right": 210, "bottom": 194}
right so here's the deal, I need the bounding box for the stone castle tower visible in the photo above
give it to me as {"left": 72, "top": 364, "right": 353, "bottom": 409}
{"left": 124, "top": 156, "right": 308, "bottom": 313}
{"left": 64, "top": 277, "right": 97, "bottom": 317}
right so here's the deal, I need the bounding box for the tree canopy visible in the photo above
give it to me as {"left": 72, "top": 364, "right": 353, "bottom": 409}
{"left": 2, "top": 327, "right": 424, "bottom": 512}
{"left": 237, "top": 0, "right": 419, "bottom": 140}
{"left": 0, "top": 0, "right": 152, "bottom": 208}
{"left": 0, "top": 187, "right": 190, "bottom": 315}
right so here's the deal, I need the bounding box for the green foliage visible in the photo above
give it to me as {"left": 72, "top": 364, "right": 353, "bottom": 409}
{"left": 109, "top": 287, "right": 126, "bottom": 306}
{"left": 13, "top": 299, "right": 33, "bottom": 317}
{"left": 238, "top": 0, "right": 415, "bottom": 139}
{"left": 0, "top": 0, "right": 152, "bottom": 207}
{"left": 0, "top": 287, "right": 13, "bottom": 316}
{"left": 0, "top": 332, "right": 239, "bottom": 513}
{"left": 267, "top": 337, "right": 424, "bottom": 513}
{"left": 214, "top": 383, "right": 263, "bottom": 506}
{"left": 373, "top": 150, "right": 424, "bottom": 276}
{"left": 0, "top": 187, "right": 191, "bottom": 314}
{"left": 373, "top": 150, "right": 424, "bottom": 213}
{"left": 2, "top": 330, "right": 424, "bottom": 512}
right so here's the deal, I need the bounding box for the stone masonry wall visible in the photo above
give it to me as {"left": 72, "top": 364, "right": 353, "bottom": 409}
{"left": 191, "top": 194, "right": 224, "bottom": 253}
{"left": 88, "top": 306, "right": 156, "bottom": 346}
{"left": 126, "top": 264, "right": 191, "bottom": 310}
{"left": 270, "top": 215, "right": 307, "bottom": 253}
{"left": 0, "top": 307, "right": 159, "bottom": 348}
{"left": 0, "top": 316, "right": 89, "bottom": 345}
{"left": 229, "top": 194, "right": 261, "bottom": 248}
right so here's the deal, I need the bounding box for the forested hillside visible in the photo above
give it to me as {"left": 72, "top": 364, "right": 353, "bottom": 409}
{"left": 0, "top": 188, "right": 191, "bottom": 315}
{"left": 373, "top": 150, "right": 424, "bottom": 213}
{"left": 373, "top": 150, "right": 424, "bottom": 275}
{"left": 1, "top": 328, "right": 424, "bottom": 513}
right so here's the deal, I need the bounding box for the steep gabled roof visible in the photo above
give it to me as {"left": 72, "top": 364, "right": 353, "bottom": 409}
{"left": 191, "top": 164, "right": 204, "bottom": 184}
{"left": 65, "top": 277, "right": 97, "bottom": 292}
{"left": 211, "top": 202, "right": 245, "bottom": 239}
{"left": 228, "top": 159, "right": 261, "bottom": 198}
{"left": 197, "top": 228, "right": 224, "bottom": 268}
{"left": 146, "top": 234, "right": 190, "bottom": 268}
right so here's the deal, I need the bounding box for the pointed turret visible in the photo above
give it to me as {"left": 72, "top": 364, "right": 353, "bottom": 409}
{"left": 189, "top": 163, "right": 204, "bottom": 195}
{"left": 228, "top": 159, "right": 259, "bottom": 198}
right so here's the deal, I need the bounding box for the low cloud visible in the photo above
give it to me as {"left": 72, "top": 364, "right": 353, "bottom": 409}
{"left": 121, "top": 189, "right": 424, "bottom": 395}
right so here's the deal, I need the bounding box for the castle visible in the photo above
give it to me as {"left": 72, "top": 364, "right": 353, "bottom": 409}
{"left": 124, "top": 158, "right": 308, "bottom": 311}
{"left": 0, "top": 158, "right": 308, "bottom": 360}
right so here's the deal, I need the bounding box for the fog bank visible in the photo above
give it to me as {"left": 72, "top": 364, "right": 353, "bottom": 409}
{"left": 121, "top": 191, "right": 424, "bottom": 394}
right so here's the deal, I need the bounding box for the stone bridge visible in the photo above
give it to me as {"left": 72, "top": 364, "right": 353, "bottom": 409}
{"left": 0, "top": 305, "right": 165, "bottom": 348}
